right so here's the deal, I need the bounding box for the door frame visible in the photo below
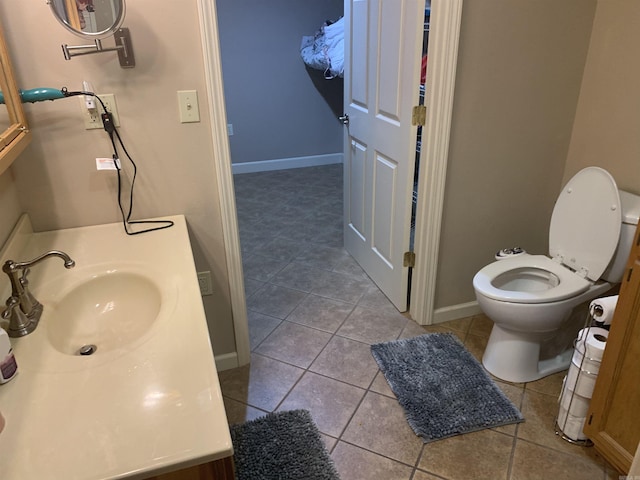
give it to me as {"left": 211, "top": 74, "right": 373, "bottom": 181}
{"left": 196, "top": 0, "right": 463, "bottom": 367}
{"left": 197, "top": 0, "right": 250, "bottom": 367}
{"left": 410, "top": 0, "right": 463, "bottom": 325}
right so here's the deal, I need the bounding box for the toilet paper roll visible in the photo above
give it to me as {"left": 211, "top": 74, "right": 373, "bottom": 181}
{"left": 559, "top": 385, "right": 591, "bottom": 418}
{"left": 575, "top": 327, "right": 609, "bottom": 362}
{"left": 589, "top": 295, "right": 619, "bottom": 325}
{"left": 557, "top": 406, "right": 588, "bottom": 441}
{"left": 571, "top": 349, "right": 601, "bottom": 376}
{"left": 566, "top": 361, "right": 598, "bottom": 398}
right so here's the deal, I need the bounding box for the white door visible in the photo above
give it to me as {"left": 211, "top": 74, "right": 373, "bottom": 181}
{"left": 343, "top": 0, "right": 425, "bottom": 311}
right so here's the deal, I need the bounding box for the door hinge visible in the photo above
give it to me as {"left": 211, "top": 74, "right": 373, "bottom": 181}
{"left": 412, "top": 105, "right": 426, "bottom": 126}
{"left": 627, "top": 268, "right": 633, "bottom": 282}
{"left": 587, "top": 413, "right": 593, "bottom": 425}
{"left": 404, "top": 251, "right": 416, "bottom": 267}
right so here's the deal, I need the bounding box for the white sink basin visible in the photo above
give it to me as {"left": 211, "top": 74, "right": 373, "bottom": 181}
{"left": 44, "top": 271, "right": 162, "bottom": 356}
{"left": 0, "top": 215, "right": 233, "bottom": 480}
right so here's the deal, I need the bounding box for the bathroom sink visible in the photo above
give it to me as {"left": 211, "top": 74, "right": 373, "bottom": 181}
{"left": 0, "top": 215, "right": 232, "bottom": 480}
{"left": 43, "top": 271, "right": 162, "bottom": 356}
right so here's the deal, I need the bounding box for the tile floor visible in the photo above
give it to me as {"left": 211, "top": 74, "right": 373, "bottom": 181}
{"left": 220, "top": 165, "right": 619, "bottom": 480}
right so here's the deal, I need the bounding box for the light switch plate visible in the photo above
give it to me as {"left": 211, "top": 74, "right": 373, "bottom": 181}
{"left": 178, "top": 90, "right": 200, "bottom": 123}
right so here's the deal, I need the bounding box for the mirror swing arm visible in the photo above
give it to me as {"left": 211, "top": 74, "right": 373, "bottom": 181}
{"left": 61, "top": 27, "right": 135, "bottom": 68}
{"left": 47, "top": 0, "right": 134, "bottom": 68}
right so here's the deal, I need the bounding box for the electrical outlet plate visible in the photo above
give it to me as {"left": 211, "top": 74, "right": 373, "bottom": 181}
{"left": 82, "top": 93, "right": 121, "bottom": 130}
{"left": 197, "top": 271, "right": 214, "bottom": 296}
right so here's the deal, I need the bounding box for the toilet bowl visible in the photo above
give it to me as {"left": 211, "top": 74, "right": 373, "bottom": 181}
{"left": 473, "top": 167, "right": 640, "bottom": 383}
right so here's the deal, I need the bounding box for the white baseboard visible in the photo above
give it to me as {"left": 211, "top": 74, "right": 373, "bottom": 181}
{"left": 215, "top": 352, "right": 239, "bottom": 372}
{"left": 433, "top": 301, "right": 483, "bottom": 324}
{"left": 232, "top": 153, "right": 343, "bottom": 174}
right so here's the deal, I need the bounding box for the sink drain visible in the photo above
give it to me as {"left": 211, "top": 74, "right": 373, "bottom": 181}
{"left": 78, "top": 344, "right": 97, "bottom": 356}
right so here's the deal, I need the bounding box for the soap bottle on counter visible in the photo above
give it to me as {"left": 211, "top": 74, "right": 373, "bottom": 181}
{"left": 0, "top": 327, "right": 18, "bottom": 383}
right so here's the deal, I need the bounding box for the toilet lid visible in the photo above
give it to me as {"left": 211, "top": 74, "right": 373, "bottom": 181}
{"left": 549, "top": 167, "right": 621, "bottom": 281}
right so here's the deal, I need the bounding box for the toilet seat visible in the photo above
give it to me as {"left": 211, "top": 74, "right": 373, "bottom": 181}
{"left": 549, "top": 167, "right": 621, "bottom": 281}
{"left": 473, "top": 255, "right": 591, "bottom": 304}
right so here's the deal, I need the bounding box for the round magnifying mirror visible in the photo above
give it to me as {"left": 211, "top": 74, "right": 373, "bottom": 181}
{"left": 48, "top": 0, "right": 126, "bottom": 39}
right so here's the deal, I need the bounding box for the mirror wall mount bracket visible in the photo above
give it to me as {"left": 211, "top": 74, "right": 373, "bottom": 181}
{"left": 61, "top": 28, "right": 135, "bottom": 68}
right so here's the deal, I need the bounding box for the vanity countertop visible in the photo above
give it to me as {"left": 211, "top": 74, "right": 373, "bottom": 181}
{"left": 0, "top": 215, "right": 233, "bottom": 479}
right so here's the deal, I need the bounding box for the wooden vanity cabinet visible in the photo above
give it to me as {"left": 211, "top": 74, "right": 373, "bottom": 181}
{"left": 145, "top": 457, "right": 235, "bottom": 480}
{"left": 0, "top": 19, "right": 31, "bottom": 176}
{"left": 584, "top": 222, "right": 640, "bottom": 474}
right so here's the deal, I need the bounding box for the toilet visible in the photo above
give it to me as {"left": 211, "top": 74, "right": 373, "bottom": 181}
{"left": 473, "top": 167, "right": 640, "bottom": 383}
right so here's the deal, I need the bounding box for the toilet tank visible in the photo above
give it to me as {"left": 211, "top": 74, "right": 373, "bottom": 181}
{"left": 601, "top": 190, "right": 640, "bottom": 283}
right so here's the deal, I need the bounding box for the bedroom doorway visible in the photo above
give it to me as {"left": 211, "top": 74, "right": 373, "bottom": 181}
{"left": 198, "top": 0, "right": 463, "bottom": 366}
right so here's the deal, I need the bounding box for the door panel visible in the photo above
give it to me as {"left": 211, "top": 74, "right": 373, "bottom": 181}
{"left": 372, "top": 153, "right": 397, "bottom": 267}
{"left": 350, "top": 1, "right": 369, "bottom": 108}
{"left": 348, "top": 139, "right": 367, "bottom": 239}
{"left": 344, "top": 0, "right": 423, "bottom": 311}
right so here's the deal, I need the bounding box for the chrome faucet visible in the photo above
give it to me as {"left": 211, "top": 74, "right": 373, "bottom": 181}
{"left": 1, "top": 250, "right": 75, "bottom": 337}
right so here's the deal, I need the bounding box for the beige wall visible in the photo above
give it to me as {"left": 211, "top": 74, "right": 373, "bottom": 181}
{"left": 0, "top": 170, "right": 22, "bottom": 247}
{"left": 563, "top": 0, "right": 640, "bottom": 195}
{"left": 0, "top": 0, "right": 236, "bottom": 355}
{"left": 435, "top": 0, "right": 596, "bottom": 310}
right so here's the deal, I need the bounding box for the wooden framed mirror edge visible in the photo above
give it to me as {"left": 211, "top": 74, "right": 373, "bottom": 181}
{"left": 0, "top": 19, "right": 32, "bottom": 175}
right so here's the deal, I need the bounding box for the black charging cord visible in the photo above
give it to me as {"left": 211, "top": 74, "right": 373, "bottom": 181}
{"left": 62, "top": 88, "right": 174, "bottom": 235}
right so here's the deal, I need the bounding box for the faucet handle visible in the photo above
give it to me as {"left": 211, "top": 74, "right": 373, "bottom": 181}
{"left": 0, "top": 296, "right": 17, "bottom": 320}
{"left": 2, "top": 296, "right": 37, "bottom": 337}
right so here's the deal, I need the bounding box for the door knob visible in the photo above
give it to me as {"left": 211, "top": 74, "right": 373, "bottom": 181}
{"left": 339, "top": 114, "right": 349, "bottom": 125}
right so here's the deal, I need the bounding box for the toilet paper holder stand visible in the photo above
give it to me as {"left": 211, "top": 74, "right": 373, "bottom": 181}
{"left": 554, "top": 311, "right": 608, "bottom": 446}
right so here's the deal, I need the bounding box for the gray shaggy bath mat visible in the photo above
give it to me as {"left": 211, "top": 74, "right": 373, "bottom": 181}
{"left": 230, "top": 409, "right": 340, "bottom": 480}
{"left": 371, "top": 332, "right": 524, "bottom": 443}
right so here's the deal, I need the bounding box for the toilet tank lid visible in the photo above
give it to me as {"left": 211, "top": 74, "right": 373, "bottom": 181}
{"left": 620, "top": 190, "right": 640, "bottom": 225}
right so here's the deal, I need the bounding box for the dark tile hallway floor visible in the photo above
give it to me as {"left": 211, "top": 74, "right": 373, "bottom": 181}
{"left": 219, "top": 164, "right": 618, "bottom": 479}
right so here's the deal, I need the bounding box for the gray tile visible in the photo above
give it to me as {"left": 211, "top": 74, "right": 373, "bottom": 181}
{"left": 253, "top": 237, "right": 305, "bottom": 261}
{"left": 218, "top": 354, "right": 304, "bottom": 412}
{"left": 246, "top": 283, "right": 307, "bottom": 319}
{"left": 463, "top": 333, "right": 489, "bottom": 361}
{"left": 331, "top": 442, "right": 414, "bottom": 480}
{"left": 369, "top": 370, "right": 396, "bottom": 398}
{"left": 278, "top": 372, "right": 365, "bottom": 437}
{"left": 357, "top": 283, "right": 399, "bottom": 313}
{"left": 525, "top": 370, "right": 565, "bottom": 397}
{"left": 255, "top": 321, "right": 332, "bottom": 368}
{"left": 469, "top": 313, "right": 494, "bottom": 337}
{"left": 247, "top": 311, "right": 281, "bottom": 350}
{"left": 337, "top": 305, "right": 408, "bottom": 345}
{"left": 312, "top": 270, "right": 372, "bottom": 304}
{"left": 294, "top": 245, "right": 351, "bottom": 270}
{"left": 287, "top": 294, "right": 354, "bottom": 333}
{"left": 398, "top": 319, "right": 433, "bottom": 339}
{"left": 242, "top": 254, "right": 288, "bottom": 282}
{"left": 511, "top": 439, "right": 606, "bottom": 480}
{"left": 517, "top": 389, "right": 599, "bottom": 459}
{"left": 418, "top": 429, "right": 513, "bottom": 479}
{"left": 492, "top": 380, "right": 524, "bottom": 436}
{"left": 342, "top": 391, "right": 423, "bottom": 466}
{"left": 222, "top": 397, "right": 268, "bottom": 425}
{"left": 311, "top": 226, "right": 343, "bottom": 247}
{"left": 412, "top": 470, "right": 443, "bottom": 480}
{"left": 270, "top": 262, "right": 332, "bottom": 293}
{"left": 310, "top": 336, "right": 379, "bottom": 389}
{"left": 243, "top": 277, "right": 265, "bottom": 298}
{"left": 332, "top": 254, "right": 367, "bottom": 278}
